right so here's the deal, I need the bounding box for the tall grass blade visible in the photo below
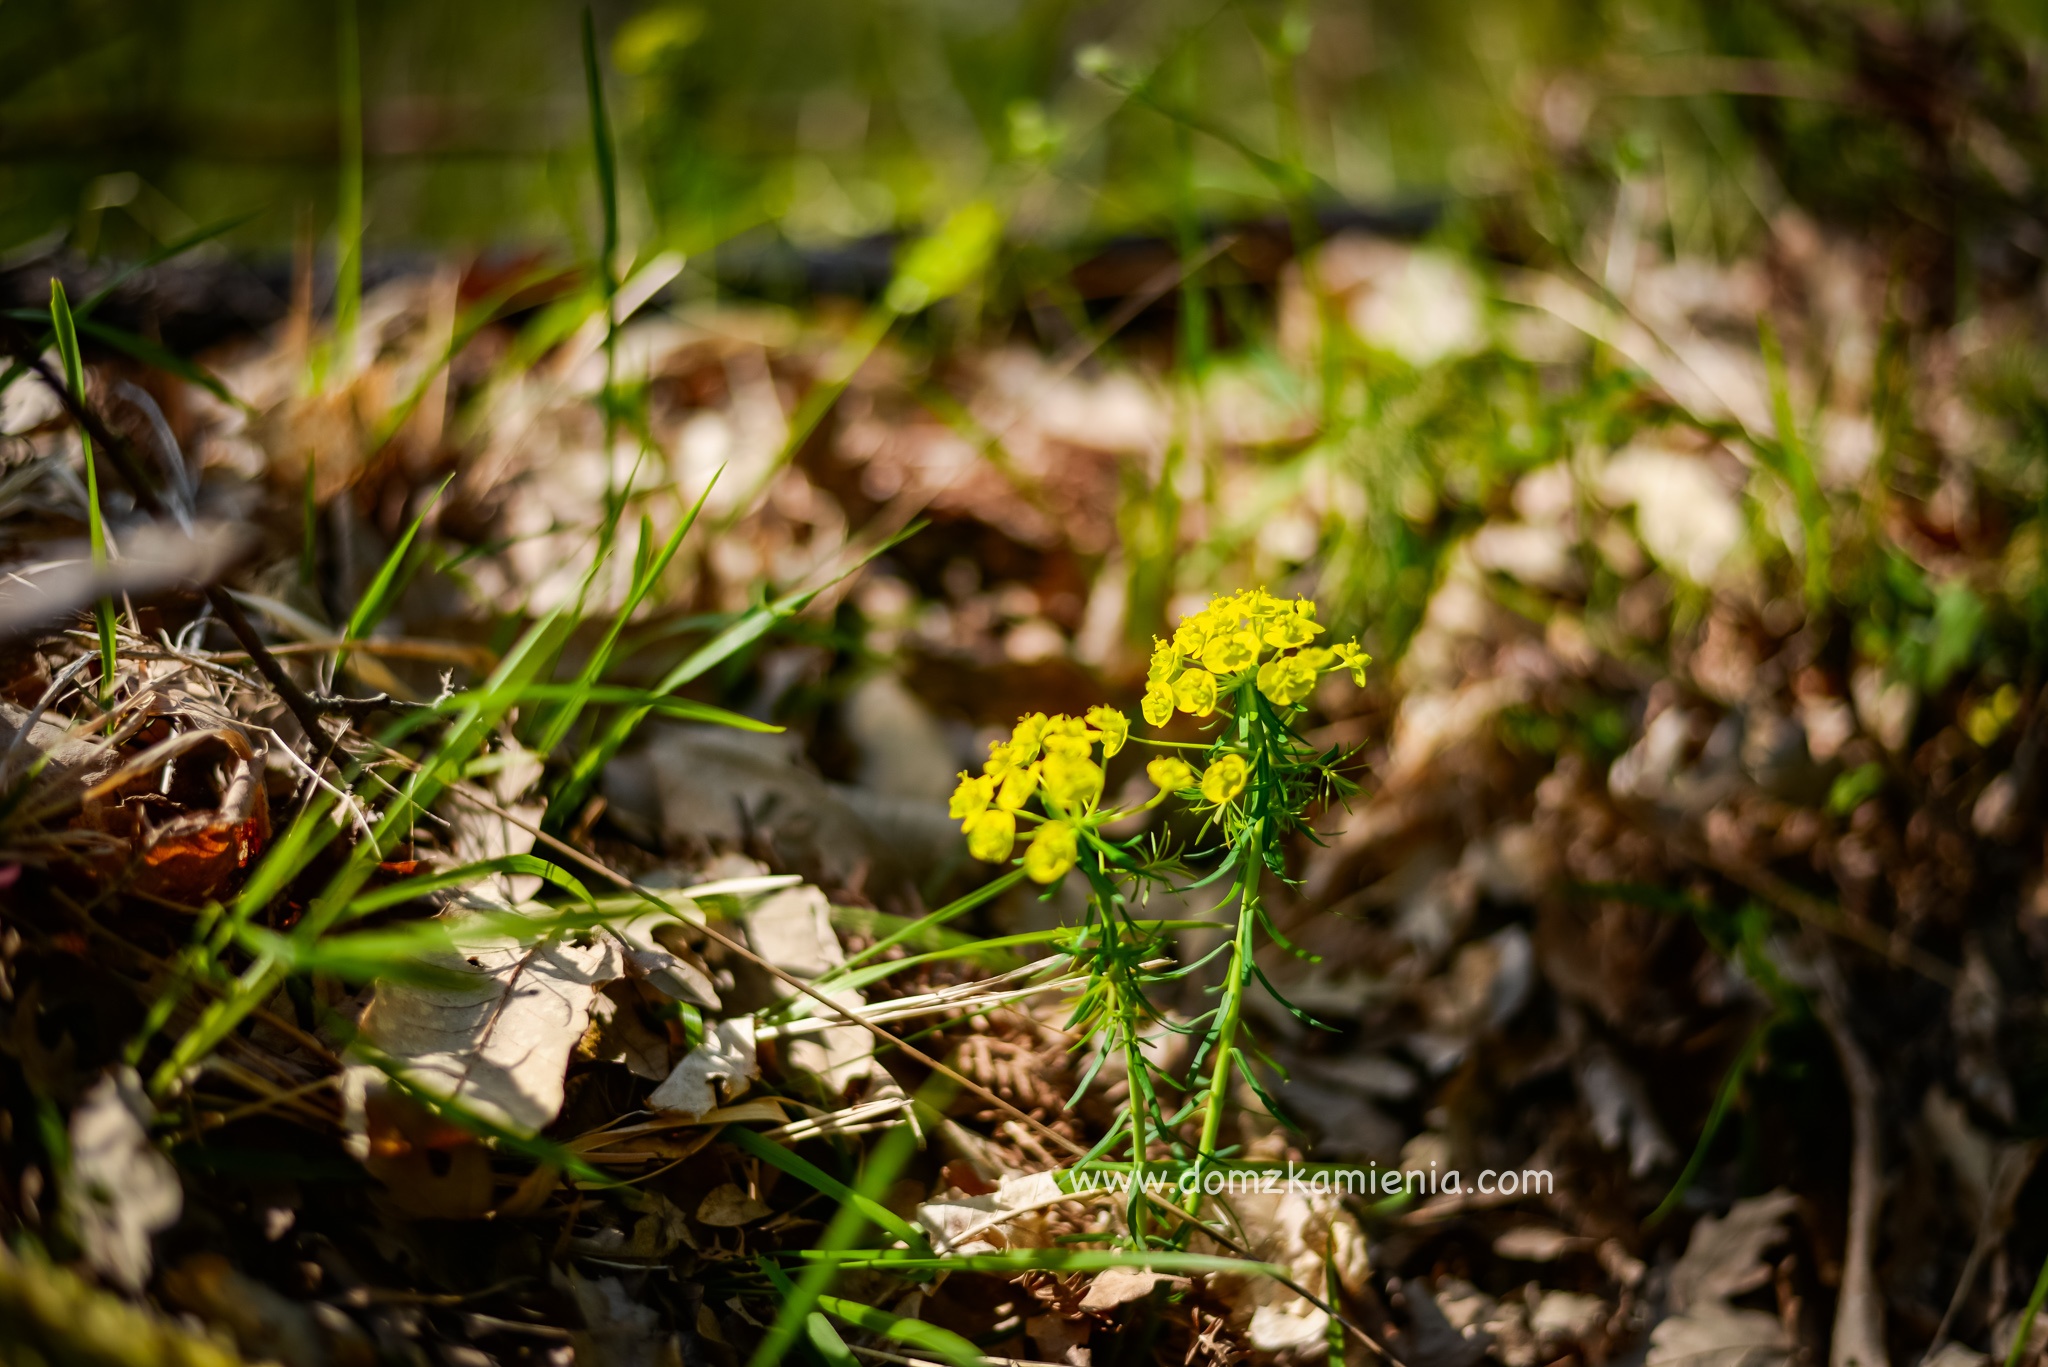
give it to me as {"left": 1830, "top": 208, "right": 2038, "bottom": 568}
{"left": 335, "top": 0, "right": 364, "bottom": 371}
{"left": 549, "top": 529, "right": 917, "bottom": 824}
{"left": 529, "top": 474, "right": 718, "bottom": 756}
{"left": 581, "top": 6, "right": 622, "bottom": 506}
{"left": 338, "top": 475, "right": 451, "bottom": 668}
{"left": 48, "top": 281, "right": 117, "bottom": 710}
{"left": 0, "top": 212, "right": 260, "bottom": 401}
{"left": 746, "top": 1123, "right": 921, "bottom": 1367}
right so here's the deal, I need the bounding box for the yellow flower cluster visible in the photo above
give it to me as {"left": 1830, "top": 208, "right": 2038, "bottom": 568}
{"left": 953, "top": 593, "right": 1368, "bottom": 885}
{"left": 1141, "top": 590, "right": 1368, "bottom": 725}
{"left": 951, "top": 705, "right": 1133, "bottom": 884}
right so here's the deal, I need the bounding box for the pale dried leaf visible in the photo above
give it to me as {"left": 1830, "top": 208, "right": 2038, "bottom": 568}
{"left": 695, "top": 1183, "right": 771, "bottom": 1227}
{"left": 647, "top": 1018, "right": 757, "bottom": 1117}
{"left": 1647, "top": 1305, "right": 1791, "bottom": 1367}
{"left": 1669, "top": 1190, "right": 1800, "bottom": 1313}
{"left": 354, "top": 917, "right": 624, "bottom": 1135}
{"left": 66, "top": 1068, "right": 182, "bottom": 1293}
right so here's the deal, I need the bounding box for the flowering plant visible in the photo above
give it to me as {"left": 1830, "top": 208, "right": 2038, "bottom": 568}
{"left": 949, "top": 590, "right": 1370, "bottom": 1239}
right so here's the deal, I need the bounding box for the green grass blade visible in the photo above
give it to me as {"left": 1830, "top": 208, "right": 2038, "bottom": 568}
{"left": 48, "top": 280, "right": 117, "bottom": 710}
{"left": 552, "top": 528, "right": 918, "bottom": 823}
{"left": 724, "top": 1123, "right": 929, "bottom": 1253}
{"left": 582, "top": 7, "right": 618, "bottom": 297}
{"left": 746, "top": 1124, "right": 922, "bottom": 1367}
{"left": 368, "top": 263, "right": 564, "bottom": 453}
{"left": 2008, "top": 1255, "right": 2048, "bottom": 1367}
{"left": 530, "top": 473, "right": 718, "bottom": 756}
{"left": 814, "top": 1294, "right": 986, "bottom": 1367}
{"left": 339, "top": 474, "right": 452, "bottom": 663}
{"left": 150, "top": 610, "right": 570, "bottom": 1097}
{"left": 335, "top": 0, "right": 364, "bottom": 369}
{"left": 75, "top": 318, "right": 247, "bottom": 413}
{"left": 342, "top": 854, "right": 595, "bottom": 918}
{"left": 1644, "top": 1012, "right": 1778, "bottom": 1228}
{"left": 0, "top": 212, "right": 260, "bottom": 401}
{"left": 825, "top": 868, "right": 1029, "bottom": 980}
{"left": 79, "top": 212, "right": 264, "bottom": 317}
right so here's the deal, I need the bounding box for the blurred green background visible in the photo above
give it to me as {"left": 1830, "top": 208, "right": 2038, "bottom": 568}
{"left": 12, "top": 0, "right": 2042, "bottom": 270}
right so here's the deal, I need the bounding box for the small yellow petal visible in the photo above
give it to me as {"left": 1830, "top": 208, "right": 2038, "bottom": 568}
{"left": 1085, "top": 705, "right": 1129, "bottom": 757}
{"left": 1141, "top": 682, "right": 1175, "bottom": 728}
{"left": 1147, "top": 756, "right": 1194, "bottom": 792}
{"left": 1200, "top": 630, "right": 1261, "bottom": 675}
{"left": 1022, "top": 820, "right": 1078, "bottom": 884}
{"left": 1172, "top": 669, "right": 1218, "bottom": 717}
{"left": 964, "top": 808, "right": 1016, "bottom": 862}
{"left": 1146, "top": 640, "right": 1181, "bottom": 686}
{"left": 997, "top": 764, "right": 1039, "bottom": 810}
{"left": 1008, "top": 713, "right": 1049, "bottom": 762}
{"left": 1041, "top": 753, "right": 1104, "bottom": 813}
{"left": 1200, "top": 753, "right": 1250, "bottom": 805}
{"left": 949, "top": 772, "right": 992, "bottom": 821}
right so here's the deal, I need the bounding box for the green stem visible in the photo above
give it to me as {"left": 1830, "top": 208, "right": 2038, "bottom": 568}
{"left": 1186, "top": 824, "right": 1258, "bottom": 1214}
{"left": 335, "top": 0, "right": 363, "bottom": 369}
{"left": 2007, "top": 1255, "right": 2048, "bottom": 1367}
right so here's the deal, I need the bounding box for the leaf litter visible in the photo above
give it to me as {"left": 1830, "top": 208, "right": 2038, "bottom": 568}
{"left": 4, "top": 14, "right": 2048, "bottom": 1366}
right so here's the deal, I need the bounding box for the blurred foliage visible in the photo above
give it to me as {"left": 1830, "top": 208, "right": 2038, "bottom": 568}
{"left": 2, "top": 0, "right": 2038, "bottom": 264}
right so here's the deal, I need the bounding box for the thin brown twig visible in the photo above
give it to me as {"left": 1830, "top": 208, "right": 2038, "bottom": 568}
{"left": 1812, "top": 947, "right": 1889, "bottom": 1367}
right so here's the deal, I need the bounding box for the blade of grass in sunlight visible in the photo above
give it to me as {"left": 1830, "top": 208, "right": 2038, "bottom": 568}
{"left": 341, "top": 853, "right": 594, "bottom": 918}
{"left": 338, "top": 474, "right": 451, "bottom": 670}
{"left": 581, "top": 4, "right": 624, "bottom": 510}
{"left": 548, "top": 525, "right": 920, "bottom": 826}
{"left": 745, "top": 1123, "right": 924, "bottom": 1367}
{"left": 47, "top": 281, "right": 116, "bottom": 712}
{"left": 812, "top": 1292, "right": 984, "bottom": 1367}
{"left": 528, "top": 473, "right": 718, "bottom": 756}
{"left": 148, "top": 609, "right": 571, "bottom": 1098}
{"left": 334, "top": 0, "right": 364, "bottom": 371}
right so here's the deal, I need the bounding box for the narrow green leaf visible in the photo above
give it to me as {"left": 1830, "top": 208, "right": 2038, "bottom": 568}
{"left": 724, "top": 1124, "right": 929, "bottom": 1253}
{"left": 343, "top": 854, "right": 595, "bottom": 918}
{"left": 340, "top": 475, "right": 452, "bottom": 661}
{"left": 48, "top": 280, "right": 117, "bottom": 710}
{"left": 335, "top": 0, "right": 364, "bottom": 366}
{"left": 747, "top": 1125, "right": 922, "bottom": 1367}
{"left": 75, "top": 318, "right": 246, "bottom": 412}
{"left": 815, "top": 1294, "right": 986, "bottom": 1367}
{"left": 530, "top": 473, "right": 719, "bottom": 756}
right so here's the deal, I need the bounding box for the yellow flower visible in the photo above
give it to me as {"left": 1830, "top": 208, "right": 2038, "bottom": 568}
{"left": 983, "top": 737, "right": 1024, "bottom": 779}
{"left": 1147, "top": 756, "right": 1194, "bottom": 792}
{"left": 1041, "top": 752, "right": 1104, "bottom": 813}
{"left": 1023, "top": 820, "right": 1079, "bottom": 883}
{"left": 1040, "top": 714, "right": 1093, "bottom": 760}
{"left": 1256, "top": 654, "right": 1319, "bottom": 708}
{"left": 996, "top": 763, "right": 1039, "bottom": 810}
{"left": 1172, "top": 617, "right": 1210, "bottom": 657}
{"left": 1141, "top": 682, "right": 1175, "bottom": 728}
{"left": 1172, "top": 668, "right": 1218, "bottom": 717}
{"left": 1263, "top": 612, "right": 1323, "bottom": 649}
{"left": 1200, "top": 753, "right": 1250, "bottom": 805}
{"left": 964, "top": 808, "right": 1015, "bottom": 862}
{"left": 1085, "top": 705, "right": 1129, "bottom": 756}
{"left": 1201, "top": 630, "right": 1262, "bottom": 676}
{"left": 1332, "top": 640, "right": 1371, "bottom": 687}
{"left": 949, "top": 772, "right": 993, "bottom": 821}
{"left": 1146, "top": 640, "right": 1182, "bottom": 686}
{"left": 1008, "top": 712, "right": 1050, "bottom": 763}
